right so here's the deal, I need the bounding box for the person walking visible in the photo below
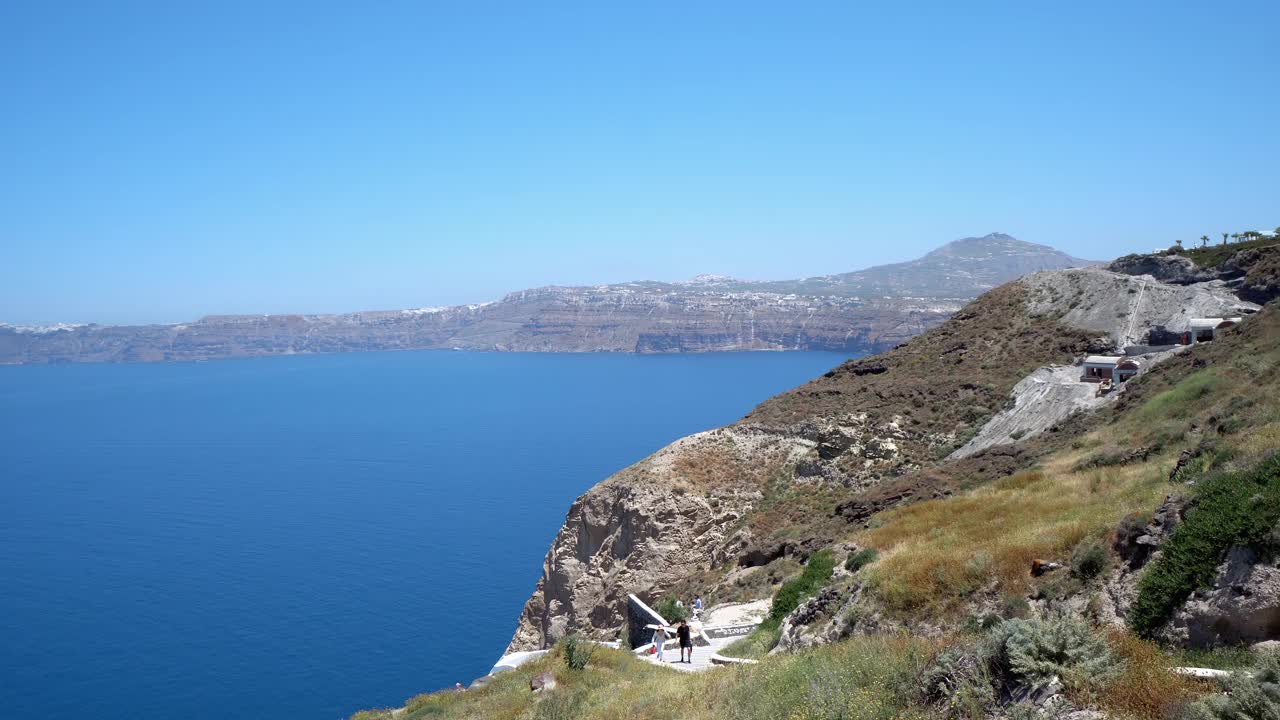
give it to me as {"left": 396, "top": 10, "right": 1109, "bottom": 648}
{"left": 677, "top": 619, "right": 693, "bottom": 663}
{"left": 652, "top": 624, "right": 668, "bottom": 662}
{"left": 693, "top": 596, "right": 703, "bottom": 619}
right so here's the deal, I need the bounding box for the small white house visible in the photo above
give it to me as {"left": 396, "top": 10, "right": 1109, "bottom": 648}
{"left": 1187, "top": 317, "right": 1242, "bottom": 343}
{"left": 1082, "top": 356, "right": 1140, "bottom": 383}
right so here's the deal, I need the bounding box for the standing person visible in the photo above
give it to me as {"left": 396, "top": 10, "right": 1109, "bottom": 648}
{"left": 652, "top": 624, "right": 668, "bottom": 662}
{"left": 677, "top": 619, "right": 693, "bottom": 663}
{"left": 693, "top": 596, "right": 704, "bottom": 619}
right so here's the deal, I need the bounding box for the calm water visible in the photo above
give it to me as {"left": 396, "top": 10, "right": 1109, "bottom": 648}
{"left": 0, "top": 350, "right": 853, "bottom": 720}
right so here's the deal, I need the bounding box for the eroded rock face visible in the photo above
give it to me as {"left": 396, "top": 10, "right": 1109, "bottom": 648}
{"left": 1237, "top": 246, "right": 1280, "bottom": 305}
{"left": 1108, "top": 253, "right": 1210, "bottom": 285}
{"left": 1022, "top": 268, "right": 1257, "bottom": 348}
{"left": 505, "top": 428, "right": 813, "bottom": 652}
{"left": 1100, "top": 496, "right": 1280, "bottom": 648}
{"left": 1161, "top": 546, "right": 1280, "bottom": 647}
{"left": 1099, "top": 496, "right": 1184, "bottom": 628}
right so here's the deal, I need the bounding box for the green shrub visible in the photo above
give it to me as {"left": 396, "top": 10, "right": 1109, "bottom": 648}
{"left": 985, "top": 614, "right": 1121, "bottom": 691}
{"left": 1000, "top": 595, "right": 1032, "bottom": 620}
{"left": 844, "top": 548, "right": 878, "bottom": 573}
{"left": 654, "top": 596, "right": 688, "bottom": 623}
{"left": 921, "top": 645, "right": 995, "bottom": 719}
{"left": 769, "top": 550, "right": 836, "bottom": 624}
{"left": 562, "top": 635, "right": 595, "bottom": 671}
{"left": 1071, "top": 540, "right": 1108, "bottom": 580}
{"left": 719, "top": 624, "right": 781, "bottom": 659}
{"left": 1187, "top": 652, "right": 1280, "bottom": 720}
{"left": 1131, "top": 455, "right": 1280, "bottom": 637}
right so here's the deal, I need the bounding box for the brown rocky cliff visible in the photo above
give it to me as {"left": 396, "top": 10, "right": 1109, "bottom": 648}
{"left": 506, "top": 428, "right": 814, "bottom": 652}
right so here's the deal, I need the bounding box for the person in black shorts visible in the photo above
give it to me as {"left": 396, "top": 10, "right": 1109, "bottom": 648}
{"left": 677, "top": 619, "right": 693, "bottom": 663}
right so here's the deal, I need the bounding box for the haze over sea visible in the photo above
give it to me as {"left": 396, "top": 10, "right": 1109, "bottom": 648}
{"left": 0, "top": 349, "right": 854, "bottom": 720}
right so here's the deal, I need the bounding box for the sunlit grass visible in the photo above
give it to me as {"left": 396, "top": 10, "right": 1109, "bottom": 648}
{"left": 859, "top": 453, "right": 1172, "bottom": 618}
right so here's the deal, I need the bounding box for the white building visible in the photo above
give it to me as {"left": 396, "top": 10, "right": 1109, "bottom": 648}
{"left": 1187, "top": 317, "right": 1242, "bottom": 343}
{"left": 1082, "top": 355, "right": 1140, "bottom": 383}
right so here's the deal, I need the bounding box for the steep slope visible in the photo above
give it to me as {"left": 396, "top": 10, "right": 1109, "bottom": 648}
{"left": 366, "top": 246, "right": 1280, "bottom": 720}
{"left": 507, "top": 278, "right": 1105, "bottom": 651}
{"left": 506, "top": 251, "right": 1269, "bottom": 654}
{"left": 948, "top": 269, "right": 1257, "bottom": 457}
{"left": 0, "top": 233, "right": 1086, "bottom": 365}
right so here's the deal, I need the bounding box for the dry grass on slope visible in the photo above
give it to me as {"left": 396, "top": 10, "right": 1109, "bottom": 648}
{"left": 860, "top": 454, "right": 1172, "bottom": 618}
{"left": 858, "top": 303, "right": 1280, "bottom": 622}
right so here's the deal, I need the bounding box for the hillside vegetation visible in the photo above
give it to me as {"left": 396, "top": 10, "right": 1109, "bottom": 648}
{"left": 378, "top": 241, "right": 1280, "bottom": 720}
{"left": 861, "top": 303, "right": 1280, "bottom": 626}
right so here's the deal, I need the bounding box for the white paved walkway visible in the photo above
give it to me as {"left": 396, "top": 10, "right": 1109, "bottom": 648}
{"left": 637, "top": 632, "right": 748, "bottom": 672}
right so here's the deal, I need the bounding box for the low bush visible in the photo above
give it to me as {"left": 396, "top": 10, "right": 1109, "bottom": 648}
{"left": 1130, "top": 454, "right": 1280, "bottom": 637}
{"left": 768, "top": 550, "right": 836, "bottom": 624}
{"left": 1070, "top": 540, "right": 1108, "bottom": 580}
{"left": 655, "top": 596, "right": 689, "bottom": 623}
{"left": 921, "top": 644, "right": 995, "bottom": 720}
{"left": 984, "top": 614, "right": 1121, "bottom": 692}
{"left": 562, "top": 635, "right": 595, "bottom": 671}
{"left": 1000, "top": 595, "right": 1031, "bottom": 620}
{"left": 1187, "top": 652, "right": 1280, "bottom": 720}
{"left": 844, "top": 548, "right": 878, "bottom": 573}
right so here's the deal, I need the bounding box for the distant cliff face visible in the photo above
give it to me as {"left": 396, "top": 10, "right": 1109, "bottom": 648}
{"left": 0, "top": 291, "right": 955, "bottom": 364}
{"left": 0, "top": 234, "right": 1089, "bottom": 364}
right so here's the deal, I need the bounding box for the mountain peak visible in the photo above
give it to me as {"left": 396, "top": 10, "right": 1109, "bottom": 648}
{"left": 732, "top": 234, "right": 1094, "bottom": 299}
{"left": 925, "top": 233, "right": 1062, "bottom": 259}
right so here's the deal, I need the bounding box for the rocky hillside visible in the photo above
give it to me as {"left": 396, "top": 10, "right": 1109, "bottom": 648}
{"left": 0, "top": 234, "right": 1087, "bottom": 364}
{"left": 506, "top": 240, "right": 1276, "bottom": 654}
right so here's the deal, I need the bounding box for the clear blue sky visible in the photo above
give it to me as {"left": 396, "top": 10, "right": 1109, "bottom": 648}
{"left": 2, "top": 2, "right": 1277, "bottom": 325}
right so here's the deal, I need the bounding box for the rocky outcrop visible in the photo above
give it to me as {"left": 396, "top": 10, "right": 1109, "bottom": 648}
{"left": 1099, "top": 496, "right": 1186, "bottom": 628}
{"left": 1022, "top": 268, "right": 1258, "bottom": 348}
{"left": 506, "top": 428, "right": 814, "bottom": 652}
{"left": 1108, "top": 253, "right": 1211, "bottom": 285}
{"left": 1238, "top": 246, "right": 1280, "bottom": 305}
{"left": 1110, "top": 244, "right": 1280, "bottom": 306}
{"left": 1161, "top": 546, "right": 1280, "bottom": 647}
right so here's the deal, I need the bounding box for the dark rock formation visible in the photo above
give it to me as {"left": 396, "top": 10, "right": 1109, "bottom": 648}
{"left": 1110, "top": 243, "right": 1280, "bottom": 305}
{"left": 1108, "top": 253, "right": 1210, "bottom": 284}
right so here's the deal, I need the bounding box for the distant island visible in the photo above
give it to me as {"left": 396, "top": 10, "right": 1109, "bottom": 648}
{"left": 0, "top": 234, "right": 1091, "bottom": 364}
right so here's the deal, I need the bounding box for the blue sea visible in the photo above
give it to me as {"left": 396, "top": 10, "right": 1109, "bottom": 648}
{"left": 0, "top": 350, "right": 853, "bottom": 720}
